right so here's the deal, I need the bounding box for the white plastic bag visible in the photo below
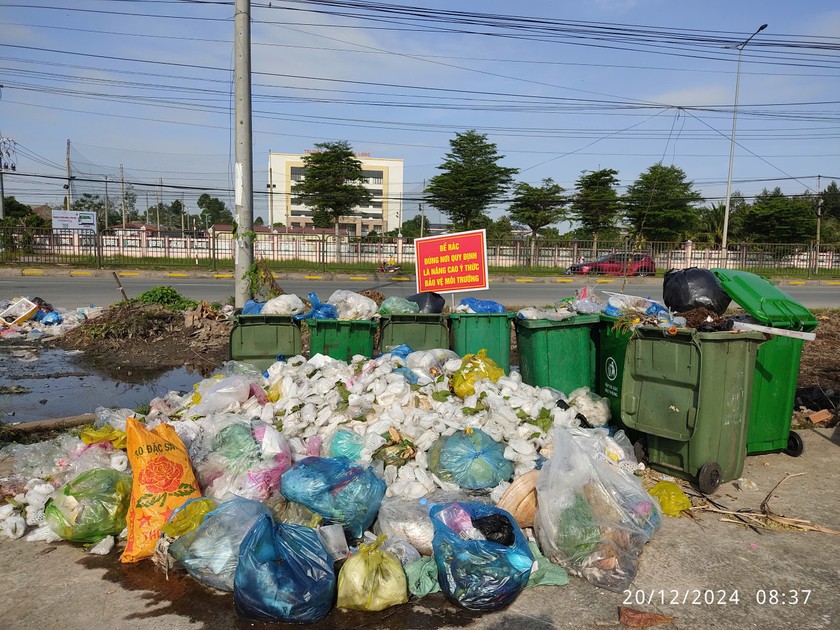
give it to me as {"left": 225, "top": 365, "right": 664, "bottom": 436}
{"left": 328, "top": 290, "right": 378, "bottom": 320}
{"left": 262, "top": 294, "right": 305, "bottom": 316}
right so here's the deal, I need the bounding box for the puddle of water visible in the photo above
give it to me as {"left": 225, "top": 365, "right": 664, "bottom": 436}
{"left": 0, "top": 344, "right": 206, "bottom": 424}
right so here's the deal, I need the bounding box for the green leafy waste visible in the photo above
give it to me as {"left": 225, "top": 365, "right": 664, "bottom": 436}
{"left": 133, "top": 286, "right": 198, "bottom": 311}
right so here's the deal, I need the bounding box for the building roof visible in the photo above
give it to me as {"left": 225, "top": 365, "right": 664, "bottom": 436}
{"left": 112, "top": 222, "right": 161, "bottom": 231}
{"left": 211, "top": 223, "right": 351, "bottom": 236}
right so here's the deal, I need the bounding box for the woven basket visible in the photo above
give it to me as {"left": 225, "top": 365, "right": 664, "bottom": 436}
{"left": 496, "top": 470, "right": 539, "bottom": 528}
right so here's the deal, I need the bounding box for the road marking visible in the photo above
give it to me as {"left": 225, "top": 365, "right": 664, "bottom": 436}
{"left": 70, "top": 270, "right": 93, "bottom": 276}
{"left": 348, "top": 276, "right": 369, "bottom": 281}
{"left": 595, "top": 279, "right": 614, "bottom": 283}
{"left": 390, "top": 277, "right": 411, "bottom": 281}
{"left": 22, "top": 269, "right": 45, "bottom": 276}
{"left": 788, "top": 281, "right": 805, "bottom": 285}
{"left": 555, "top": 278, "right": 573, "bottom": 283}
{"left": 515, "top": 278, "right": 534, "bottom": 283}
{"left": 118, "top": 272, "right": 139, "bottom": 277}
{"left": 213, "top": 273, "right": 234, "bottom": 279}
{"left": 304, "top": 275, "right": 323, "bottom": 280}
{"left": 826, "top": 281, "right": 840, "bottom": 286}
{"left": 167, "top": 273, "right": 189, "bottom": 278}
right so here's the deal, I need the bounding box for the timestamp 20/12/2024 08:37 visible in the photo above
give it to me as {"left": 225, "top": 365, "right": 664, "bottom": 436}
{"left": 623, "top": 589, "right": 813, "bottom": 606}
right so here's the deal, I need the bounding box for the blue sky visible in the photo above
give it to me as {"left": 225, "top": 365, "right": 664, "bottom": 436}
{"left": 1, "top": 0, "right": 839, "bottom": 228}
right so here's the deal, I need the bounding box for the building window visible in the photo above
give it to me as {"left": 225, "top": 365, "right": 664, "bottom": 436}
{"left": 291, "top": 166, "right": 306, "bottom": 181}
{"left": 362, "top": 170, "right": 384, "bottom": 185}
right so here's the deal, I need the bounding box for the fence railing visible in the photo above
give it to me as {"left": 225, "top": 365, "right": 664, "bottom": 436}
{"left": 1, "top": 227, "right": 838, "bottom": 277}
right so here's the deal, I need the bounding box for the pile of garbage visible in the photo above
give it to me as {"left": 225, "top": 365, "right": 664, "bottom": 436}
{"left": 0, "top": 296, "right": 101, "bottom": 341}
{"left": 241, "top": 289, "right": 446, "bottom": 320}
{"left": 0, "top": 345, "right": 662, "bottom": 621}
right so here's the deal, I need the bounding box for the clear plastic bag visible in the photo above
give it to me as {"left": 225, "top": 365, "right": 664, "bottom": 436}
{"left": 327, "top": 289, "right": 378, "bottom": 320}
{"left": 168, "top": 497, "right": 272, "bottom": 592}
{"left": 534, "top": 426, "right": 661, "bottom": 592}
{"left": 235, "top": 515, "right": 336, "bottom": 622}
{"left": 280, "top": 456, "right": 386, "bottom": 539}
{"left": 378, "top": 296, "right": 420, "bottom": 315}
{"left": 427, "top": 429, "right": 513, "bottom": 490}
{"left": 430, "top": 502, "right": 533, "bottom": 611}
{"left": 45, "top": 468, "right": 133, "bottom": 543}
{"left": 189, "top": 375, "right": 252, "bottom": 417}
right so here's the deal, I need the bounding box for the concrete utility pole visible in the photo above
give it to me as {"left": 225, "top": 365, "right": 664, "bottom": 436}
{"left": 120, "top": 164, "right": 126, "bottom": 227}
{"left": 65, "top": 139, "right": 72, "bottom": 210}
{"left": 233, "top": 0, "right": 255, "bottom": 307}
{"left": 104, "top": 175, "right": 109, "bottom": 231}
{"left": 721, "top": 23, "right": 768, "bottom": 257}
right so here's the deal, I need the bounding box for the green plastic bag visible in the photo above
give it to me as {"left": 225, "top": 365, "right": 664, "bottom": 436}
{"left": 160, "top": 497, "right": 219, "bottom": 538}
{"left": 649, "top": 481, "right": 692, "bottom": 517}
{"left": 45, "top": 468, "right": 133, "bottom": 543}
{"left": 337, "top": 535, "right": 408, "bottom": 611}
{"left": 404, "top": 557, "right": 441, "bottom": 598}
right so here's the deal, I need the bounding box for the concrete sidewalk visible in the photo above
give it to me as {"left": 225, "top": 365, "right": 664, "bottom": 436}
{"left": 0, "top": 427, "right": 838, "bottom": 630}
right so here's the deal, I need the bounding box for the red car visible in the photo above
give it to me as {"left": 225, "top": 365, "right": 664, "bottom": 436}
{"left": 565, "top": 253, "right": 656, "bottom": 276}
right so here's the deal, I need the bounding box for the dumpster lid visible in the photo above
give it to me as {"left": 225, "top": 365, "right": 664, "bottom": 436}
{"left": 710, "top": 269, "right": 817, "bottom": 331}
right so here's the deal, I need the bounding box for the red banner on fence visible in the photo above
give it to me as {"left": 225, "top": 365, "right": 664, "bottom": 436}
{"left": 414, "top": 229, "right": 488, "bottom": 294}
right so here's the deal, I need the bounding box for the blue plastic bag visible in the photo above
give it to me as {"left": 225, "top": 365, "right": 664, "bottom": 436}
{"left": 42, "top": 311, "right": 63, "bottom": 325}
{"left": 242, "top": 300, "right": 264, "bottom": 315}
{"left": 427, "top": 429, "right": 514, "bottom": 490}
{"left": 168, "top": 497, "right": 272, "bottom": 592}
{"left": 281, "top": 457, "right": 386, "bottom": 539}
{"left": 293, "top": 292, "right": 339, "bottom": 321}
{"left": 459, "top": 297, "right": 506, "bottom": 314}
{"left": 234, "top": 515, "right": 336, "bottom": 622}
{"left": 431, "top": 502, "right": 533, "bottom": 611}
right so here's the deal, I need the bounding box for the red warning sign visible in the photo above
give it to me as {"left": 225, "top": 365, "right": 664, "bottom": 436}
{"left": 414, "top": 229, "right": 488, "bottom": 294}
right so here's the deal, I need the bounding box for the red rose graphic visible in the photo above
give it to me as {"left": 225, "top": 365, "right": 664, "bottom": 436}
{"left": 138, "top": 457, "right": 183, "bottom": 493}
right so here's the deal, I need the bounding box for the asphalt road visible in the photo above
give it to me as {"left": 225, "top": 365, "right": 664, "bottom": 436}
{"left": 2, "top": 275, "right": 839, "bottom": 309}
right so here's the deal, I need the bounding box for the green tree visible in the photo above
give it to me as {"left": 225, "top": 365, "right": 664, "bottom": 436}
{"left": 292, "top": 140, "right": 371, "bottom": 241}
{"left": 486, "top": 215, "right": 517, "bottom": 241}
{"left": 695, "top": 193, "right": 746, "bottom": 245}
{"left": 508, "top": 178, "right": 567, "bottom": 266}
{"left": 538, "top": 226, "right": 563, "bottom": 245}
{"left": 623, "top": 163, "right": 701, "bottom": 242}
{"left": 0, "top": 196, "right": 46, "bottom": 228}
{"left": 740, "top": 188, "right": 816, "bottom": 243}
{"left": 197, "top": 193, "right": 234, "bottom": 228}
{"left": 822, "top": 180, "right": 840, "bottom": 220}
{"left": 570, "top": 168, "right": 621, "bottom": 251}
{"left": 399, "top": 214, "right": 430, "bottom": 240}
{"left": 426, "top": 130, "right": 518, "bottom": 231}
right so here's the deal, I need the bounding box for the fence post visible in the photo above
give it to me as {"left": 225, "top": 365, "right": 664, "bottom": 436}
{"left": 211, "top": 231, "right": 217, "bottom": 271}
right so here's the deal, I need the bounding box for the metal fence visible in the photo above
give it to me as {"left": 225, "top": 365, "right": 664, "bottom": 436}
{"left": 1, "top": 227, "right": 839, "bottom": 277}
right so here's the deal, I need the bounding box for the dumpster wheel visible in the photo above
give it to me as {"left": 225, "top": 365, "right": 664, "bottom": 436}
{"left": 698, "top": 462, "right": 722, "bottom": 495}
{"left": 784, "top": 431, "right": 804, "bottom": 457}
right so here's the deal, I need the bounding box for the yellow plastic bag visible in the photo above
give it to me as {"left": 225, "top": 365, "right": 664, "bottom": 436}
{"left": 337, "top": 535, "right": 408, "bottom": 611}
{"left": 160, "top": 497, "right": 219, "bottom": 538}
{"left": 121, "top": 417, "right": 202, "bottom": 563}
{"left": 80, "top": 424, "right": 128, "bottom": 450}
{"left": 451, "top": 349, "right": 504, "bottom": 398}
{"left": 649, "top": 480, "right": 692, "bottom": 517}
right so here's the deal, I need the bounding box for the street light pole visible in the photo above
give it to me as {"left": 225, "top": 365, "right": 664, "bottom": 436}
{"left": 721, "top": 23, "right": 767, "bottom": 260}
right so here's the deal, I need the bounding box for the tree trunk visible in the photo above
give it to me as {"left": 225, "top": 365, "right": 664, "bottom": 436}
{"left": 530, "top": 230, "right": 538, "bottom": 269}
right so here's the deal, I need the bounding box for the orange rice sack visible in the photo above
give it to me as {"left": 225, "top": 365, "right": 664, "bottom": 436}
{"left": 121, "top": 417, "right": 201, "bottom": 563}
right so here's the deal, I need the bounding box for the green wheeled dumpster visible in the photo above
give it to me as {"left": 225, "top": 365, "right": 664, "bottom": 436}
{"left": 595, "top": 314, "right": 634, "bottom": 424}
{"left": 307, "top": 319, "right": 379, "bottom": 363}
{"left": 379, "top": 314, "right": 449, "bottom": 354}
{"left": 449, "top": 312, "right": 515, "bottom": 373}
{"left": 621, "top": 326, "right": 764, "bottom": 494}
{"left": 514, "top": 315, "right": 601, "bottom": 394}
{"left": 711, "top": 269, "right": 818, "bottom": 457}
{"left": 229, "top": 314, "right": 302, "bottom": 371}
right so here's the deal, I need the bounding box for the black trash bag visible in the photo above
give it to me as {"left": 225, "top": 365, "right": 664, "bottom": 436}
{"left": 406, "top": 292, "right": 445, "bottom": 314}
{"left": 663, "top": 268, "right": 731, "bottom": 315}
{"left": 472, "top": 514, "right": 515, "bottom": 546}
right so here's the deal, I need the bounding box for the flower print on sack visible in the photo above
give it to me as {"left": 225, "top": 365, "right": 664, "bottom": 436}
{"left": 135, "top": 456, "right": 196, "bottom": 507}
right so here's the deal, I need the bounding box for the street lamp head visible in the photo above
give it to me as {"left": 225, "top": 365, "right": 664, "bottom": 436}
{"left": 758, "top": 24, "right": 768, "bottom": 31}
